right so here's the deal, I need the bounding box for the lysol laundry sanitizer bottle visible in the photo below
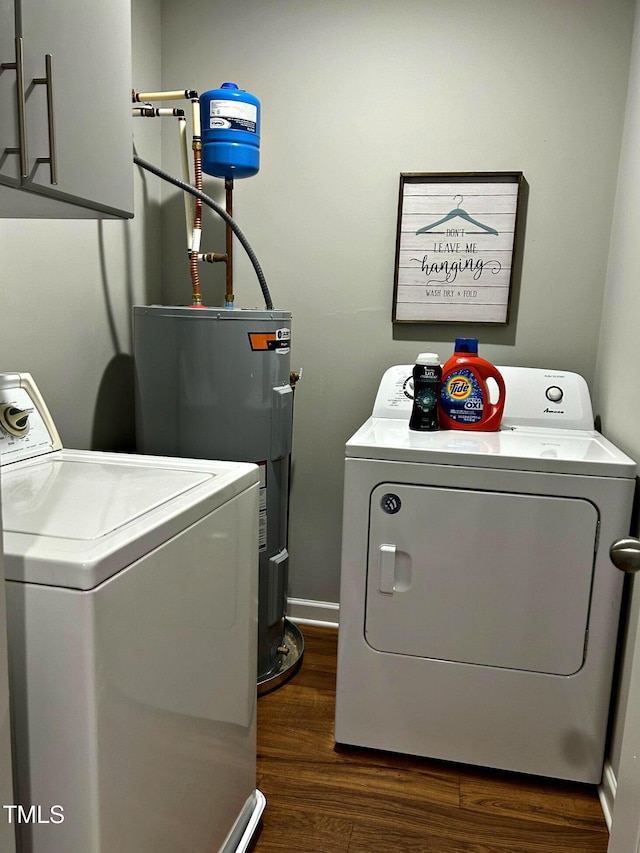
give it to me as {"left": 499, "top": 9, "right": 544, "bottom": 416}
{"left": 438, "top": 338, "right": 506, "bottom": 431}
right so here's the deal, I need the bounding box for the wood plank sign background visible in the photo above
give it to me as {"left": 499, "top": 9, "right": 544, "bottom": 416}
{"left": 392, "top": 172, "right": 524, "bottom": 324}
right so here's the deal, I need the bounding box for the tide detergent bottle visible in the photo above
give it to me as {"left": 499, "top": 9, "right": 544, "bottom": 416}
{"left": 438, "top": 338, "right": 506, "bottom": 431}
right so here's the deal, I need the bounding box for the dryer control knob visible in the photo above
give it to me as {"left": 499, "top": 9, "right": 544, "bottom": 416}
{"left": 545, "top": 386, "right": 563, "bottom": 403}
{"left": 0, "top": 404, "right": 30, "bottom": 437}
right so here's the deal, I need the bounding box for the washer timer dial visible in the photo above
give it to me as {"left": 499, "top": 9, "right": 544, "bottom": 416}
{"left": 0, "top": 403, "right": 31, "bottom": 437}
{"left": 0, "top": 373, "right": 62, "bottom": 466}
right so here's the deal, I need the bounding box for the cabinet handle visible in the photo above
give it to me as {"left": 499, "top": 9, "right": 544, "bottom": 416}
{"left": 1, "top": 37, "right": 28, "bottom": 178}
{"left": 33, "top": 54, "right": 57, "bottom": 185}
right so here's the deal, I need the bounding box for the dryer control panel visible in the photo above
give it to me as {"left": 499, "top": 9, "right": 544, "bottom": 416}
{"left": 372, "top": 364, "right": 595, "bottom": 431}
{"left": 497, "top": 366, "right": 594, "bottom": 430}
{"left": 0, "top": 373, "right": 62, "bottom": 466}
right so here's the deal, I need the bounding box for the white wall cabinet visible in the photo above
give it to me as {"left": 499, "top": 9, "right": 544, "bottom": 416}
{"left": 0, "top": 0, "right": 133, "bottom": 218}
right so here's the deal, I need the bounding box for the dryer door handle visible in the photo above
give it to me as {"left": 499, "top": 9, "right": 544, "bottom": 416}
{"left": 610, "top": 537, "right": 640, "bottom": 574}
{"left": 379, "top": 544, "right": 397, "bottom": 594}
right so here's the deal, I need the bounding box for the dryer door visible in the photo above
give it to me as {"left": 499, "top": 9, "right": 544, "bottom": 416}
{"left": 365, "top": 483, "right": 599, "bottom": 675}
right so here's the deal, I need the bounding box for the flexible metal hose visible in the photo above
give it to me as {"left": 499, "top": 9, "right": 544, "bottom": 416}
{"left": 190, "top": 144, "right": 203, "bottom": 305}
{"left": 133, "top": 153, "right": 274, "bottom": 310}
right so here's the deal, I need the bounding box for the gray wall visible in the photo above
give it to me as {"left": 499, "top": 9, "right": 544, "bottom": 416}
{"left": 160, "top": 0, "right": 635, "bottom": 604}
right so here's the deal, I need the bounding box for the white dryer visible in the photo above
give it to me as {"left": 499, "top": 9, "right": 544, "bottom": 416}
{"left": 335, "top": 365, "right": 636, "bottom": 783}
{"left": 0, "top": 373, "right": 265, "bottom": 853}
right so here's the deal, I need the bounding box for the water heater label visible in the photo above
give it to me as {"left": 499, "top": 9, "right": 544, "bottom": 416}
{"left": 248, "top": 329, "right": 290, "bottom": 352}
{"left": 209, "top": 99, "right": 257, "bottom": 133}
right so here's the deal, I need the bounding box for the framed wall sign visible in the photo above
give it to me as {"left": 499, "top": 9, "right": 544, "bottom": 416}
{"left": 392, "top": 172, "right": 524, "bottom": 324}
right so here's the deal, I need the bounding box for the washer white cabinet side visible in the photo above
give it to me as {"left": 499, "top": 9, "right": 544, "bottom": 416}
{"left": 0, "top": 0, "right": 133, "bottom": 219}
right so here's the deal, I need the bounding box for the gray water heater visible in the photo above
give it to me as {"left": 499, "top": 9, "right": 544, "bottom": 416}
{"left": 133, "top": 305, "right": 298, "bottom": 685}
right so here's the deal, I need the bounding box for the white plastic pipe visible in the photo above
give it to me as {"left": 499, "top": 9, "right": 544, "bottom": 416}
{"left": 132, "top": 89, "right": 197, "bottom": 102}
{"left": 191, "top": 98, "right": 201, "bottom": 138}
{"left": 179, "top": 116, "right": 193, "bottom": 248}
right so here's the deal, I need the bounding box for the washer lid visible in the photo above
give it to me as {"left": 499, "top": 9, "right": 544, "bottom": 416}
{"left": 1, "top": 449, "right": 258, "bottom": 589}
{"left": 346, "top": 417, "right": 636, "bottom": 477}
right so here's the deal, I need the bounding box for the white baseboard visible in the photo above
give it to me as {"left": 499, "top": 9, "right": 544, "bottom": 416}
{"left": 287, "top": 597, "right": 339, "bottom": 628}
{"left": 598, "top": 759, "right": 616, "bottom": 831}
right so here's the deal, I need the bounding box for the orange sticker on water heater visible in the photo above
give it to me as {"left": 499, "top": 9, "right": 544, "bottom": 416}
{"left": 248, "top": 328, "right": 290, "bottom": 351}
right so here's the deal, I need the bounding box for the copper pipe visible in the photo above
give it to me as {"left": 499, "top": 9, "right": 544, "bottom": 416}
{"left": 225, "top": 179, "right": 234, "bottom": 306}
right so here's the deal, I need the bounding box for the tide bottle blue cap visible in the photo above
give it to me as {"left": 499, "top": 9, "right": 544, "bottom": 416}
{"left": 454, "top": 338, "right": 478, "bottom": 353}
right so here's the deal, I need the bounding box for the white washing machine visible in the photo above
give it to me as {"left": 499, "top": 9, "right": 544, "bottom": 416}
{"left": 0, "top": 373, "right": 265, "bottom": 853}
{"left": 335, "top": 365, "right": 636, "bottom": 783}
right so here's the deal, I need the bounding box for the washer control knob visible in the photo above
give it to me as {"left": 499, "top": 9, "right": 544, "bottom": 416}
{"left": 0, "top": 404, "right": 30, "bottom": 437}
{"left": 545, "top": 385, "right": 563, "bottom": 403}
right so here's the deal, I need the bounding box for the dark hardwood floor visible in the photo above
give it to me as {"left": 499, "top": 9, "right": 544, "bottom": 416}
{"left": 250, "top": 625, "right": 609, "bottom": 852}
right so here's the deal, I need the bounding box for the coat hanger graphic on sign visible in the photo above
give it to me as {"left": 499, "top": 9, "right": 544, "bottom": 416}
{"left": 416, "top": 194, "right": 499, "bottom": 235}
